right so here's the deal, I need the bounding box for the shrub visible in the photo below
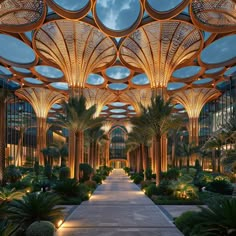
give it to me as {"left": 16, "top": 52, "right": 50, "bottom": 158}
{"left": 123, "top": 167, "right": 131, "bottom": 174}
{"left": 26, "top": 221, "right": 55, "bottom": 236}
{"left": 176, "top": 197, "right": 236, "bottom": 236}
{"left": 194, "top": 172, "right": 213, "bottom": 191}
{"left": 206, "top": 179, "right": 233, "bottom": 195}
{"left": 80, "top": 163, "right": 93, "bottom": 182}
{"left": 156, "top": 180, "right": 173, "bottom": 196}
{"left": 84, "top": 180, "right": 97, "bottom": 189}
{"left": 194, "top": 159, "right": 202, "bottom": 173}
{"left": 92, "top": 174, "right": 102, "bottom": 184}
{"left": 44, "top": 164, "right": 52, "bottom": 180}
{"left": 53, "top": 179, "right": 80, "bottom": 197}
{"left": 133, "top": 175, "right": 143, "bottom": 184}
{"left": 178, "top": 174, "right": 193, "bottom": 183}
{"left": 171, "top": 181, "right": 198, "bottom": 200}
{"left": 0, "top": 188, "right": 25, "bottom": 202}
{"left": 140, "top": 180, "right": 153, "bottom": 190}
{"left": 164, "top": 168, "right": 180, "bottom": 180}
{"left": 174, "top": 211, "right": 201, "bottom": 236}
{"left": 145, "top": 168, "right": 152, "bottom": 180}
{"left": 145, "top": 184, "right": 158, "bottom": 197}
{"left": 8, "top": 192, "right": 64, "bottom": 230}
{"left": 4, "top": 165, "right": 22, "bottom": 183}
{"left": 59, "top": 167, "right": 70, "bottom": 180}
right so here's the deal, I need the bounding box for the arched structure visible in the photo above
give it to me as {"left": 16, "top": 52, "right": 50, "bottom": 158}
{"left": 15, "top": 88, "right": 65, "bottom": 165}
{"left": 172, "top": 88, "right": 221, "bottom": 145}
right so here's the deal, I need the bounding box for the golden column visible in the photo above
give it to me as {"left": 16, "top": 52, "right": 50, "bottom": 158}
{"left": 172, "top": 88, "right": 221, "bottom": 145}
{"left": 33, "top": 20, "right": 117, "bottom": 175}
{"left": 15, "top": 88, "right": 65, "bottom": 166}
{"left": 119, "top": 20, "right": 203, "bottom": 173}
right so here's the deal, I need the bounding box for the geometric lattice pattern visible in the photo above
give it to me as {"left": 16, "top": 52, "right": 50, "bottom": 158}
{"left": 119, "top": 20, "right": 203, "bottom": 89}
{"left": 190, "top": 0, "right": 236, "bottom": 33}
{"left": 33, "top": 20, "right": 117, "bottom": 90}
{"left": 0, "top": 0, "right": 46, "bottom": 32}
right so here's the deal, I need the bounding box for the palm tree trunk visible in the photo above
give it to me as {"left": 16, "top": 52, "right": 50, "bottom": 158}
{"left": 0, "top": 100, "right": 6, "bottom": 184}
{"left": 187, "top": 155, "right": 190, "bottom": 173}
{"left": 74, "top": 132, "right": 83, "bottom": 181}
{"left": 15, "top": 131, "right": 24, "bottom": 166}
{"left": 171, "top": 139, "right": 176, "bottom": 168}
{"left": 141, "top": 143, "right": 147, "bottom": 180}
{"left": 155, "top": 135, "right": 161, "bottom": 186}
{"left": 212, "top": 150, "right": 216, "bottom": 172}
{"left": 137, "top": 148, "right": 141, "bottom": 173}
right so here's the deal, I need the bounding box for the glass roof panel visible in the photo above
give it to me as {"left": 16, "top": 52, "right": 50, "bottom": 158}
{"left": 24, "top": 77, "right": 44, "bottom": 85}
{"left": 193, "top": 78, "right": 213, "bottom": 85}
{"left": 110, "top": 102, "right": 126, "bottom": 107}
{"left": 205, "top": 67, "right": 224, "bottom": 75}
{"left": 132, "top": 74, "right": 149, "bottom": 85}
{"left": 95, "top": 0, "right": 141, "bottom": 31}
{"left": 224, "top": 66, "right": 236, "bottom": 77}
{"left": 12, "top": 67, "right": 31, "bottom": 74}
{"left": 110, "top": 109, "right": 126, "bottom": 113}
{"left": 24, "top": 31, "right": 33, "bottom": 42}
{"left": 0, "top": 66, "right": 12, "bottom": 76}
{"left": 174, "top": 104, "right": 184, "bottom": 109}
{"left": 52, "top": 104, "right": 62, "bottom": 109}
{"left": 172, "top": 66, "right": 201, "bottom": 79}
{"left": 50, "top": 82, "right": 69, "bottom": 90}
{"left": 167, "top": 82, "right": 186, "bottom": 90}
{"left": 102, "top": 105, "right": 109, "bottom": 110}
{"left": 53, "top": 0, "right": 89, "bottom": 11}
{"left": 110, "top": 114, "right": 127, "bottom": 118}
{"left": 86, "top": 74, "right": 104, "bottom": 85}
{"left": 0, "top": 34, "right": 35, "bottom": 65}
{"left": 200, "top": 35, "right": 236, "bottom": 66}
{"left": 128, "top": 105, "right": 135, "bottom": 111}
{"left": 147, "top": 0, "right": 183, "bottom": 11}
{"left": 108, "top": 83, "right": 128, "bottom": 90}
{"left": 35, "top": 66, "right": 64, "bottom": 79}
{"left": 106, "top": 66, "right": 130, "bottom": 80}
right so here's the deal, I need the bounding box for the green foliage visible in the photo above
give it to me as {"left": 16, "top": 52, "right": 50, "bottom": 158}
{"left": 53, "top": 179, "right": 90, "bottom": 201}
{"left": 44, "top": 164, "right": 52, "bottom": 180}
{"left": 8, "top": 192, "right": 64, "bottom": 230}
{"left": 34, "top": 161, "right": 40, "bottom": 176}
{"left": 59, "top": 167, "right": 70, "bottom": 180}
{"left": 123, "top": 167, "right": 131, "bottom": 174}
{"left": 206, "top": 179, "right": 233, "bottom": 195}
{"left": 84, "top": 180, "right": 97, "bottom": 189}
{"left": 174, "top": 211, "right": 201, "bottom": 236}
{"left": 156, "top": 180, "right": 173, "bottom": 196}
{"left": 171, "top": 181, "right": 198, "bottom": 200}
{"left": 92, "top": 174, "right": 102, "bottom": 184}
{"left": 133, "top": 175, "right": 143, "bottom": 184}
{"left": 145, "top": 184, "right": 158, "bottom": 197}
{"left": 26, "top": 221, "right": 55, "bottom": 236}
{"left": 178, "top": 174, "right": 193, "bottom": 183}
{"left": 0, "top": 188, "right": 25, "bottom": 202}
{"left": 140, "top": 180, "right": 153, "bottom": 190}
{"left": 80, "top": 163, "right": 93, "bottom": 182}
{"left": 194, "top": 172, "right": 213, "bottom": 191}
{"left": 176, "top": 197, "right": 236, "bottom": 236}
{"left": 145, "top": 168, "right": 152, "bottom": 180}
{"left": 194, "top": 159, "right": 202, "bottom": 173}
{"left": 163, "top": 168, "right": 180, "bottom": 180}
{"left": 4, "top": 165, "right": 22, "bottom": 183}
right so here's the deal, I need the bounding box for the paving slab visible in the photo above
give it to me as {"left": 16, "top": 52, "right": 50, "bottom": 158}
{"left": 56, "top": 169, "right": 183, "bottom": 236}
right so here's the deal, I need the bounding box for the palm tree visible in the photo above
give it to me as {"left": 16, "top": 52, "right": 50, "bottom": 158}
{"left": 167, "top": 118, "right": 184, "bottom": 168}
{"left": 56, "top": 96, "right": 103, "bottom": 180}
{"left": 180, "top": 142, "right": 198, "bottom": 173}
{"left": 138, "top": 96, "right": 178, "bottom": 185}
{"left": 127, "top": 122, "right": 152, "bottom": 180}
{"left": 85, "top": 126, "right": 108, "bottom": 170}
{"left": 8, "top": 192, "right": 64, "bottom": 230}
{"left": 203, "top": 131, "right": 228, "bottom": 173}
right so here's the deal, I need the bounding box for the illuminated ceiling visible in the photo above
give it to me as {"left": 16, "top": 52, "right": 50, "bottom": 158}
{"left": 0, "top": 0, "right": 235, "bottom": 123}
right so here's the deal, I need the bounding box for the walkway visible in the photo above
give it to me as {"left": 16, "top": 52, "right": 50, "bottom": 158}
{"left": 56, "top": 169, "right": 183, "bottom": 236}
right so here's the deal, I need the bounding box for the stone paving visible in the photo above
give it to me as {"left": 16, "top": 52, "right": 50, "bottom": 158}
{"left": 56, "top": 169, "right": 183, "bottom": 236}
